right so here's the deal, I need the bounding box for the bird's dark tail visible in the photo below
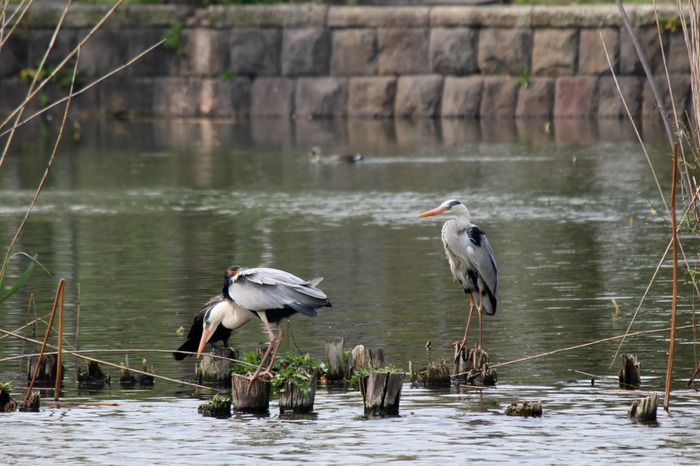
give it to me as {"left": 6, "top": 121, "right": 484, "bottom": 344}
{"left": 172, "top": 338, "right": 197, "bottom": 360}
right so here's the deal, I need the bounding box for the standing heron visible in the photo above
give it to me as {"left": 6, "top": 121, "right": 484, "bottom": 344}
{"left": 308, "top": 146, "right": 363, "bottom": 163}
{"left": 417, "top": 200, "right": 498, "bottom": 357}
{"left": 173, "top": 266, "right": 255, "bottom": 360}
{"left": 198, "top": 265, "right": 332, "bottom": 382}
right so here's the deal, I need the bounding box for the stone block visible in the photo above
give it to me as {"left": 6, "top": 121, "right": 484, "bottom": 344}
{"left": 282, "top": 29, "right": 331, "bottom": 77}
{"left": 0, "top": 34, "right": 28, "bottom": 78}
{"left": 199, "top": 77, "right": 252, "bottom": 118}
{"left": 431, "top": 5, "right": 534, "bottom": 28}
{"left": 153, "top": 77, "right": 199, "bottom": 117}
{"left": 429, "top": 28, "right": 477, "bottom": 76}
{"left": 295, "top": 77, "right": 348, "bottom": 118}
{"left": 0, "top": 79, "right": 29, "bottom": 116}
{"left": 99, "top": 77, "right": 155, "bottom": 117}
{"left": 668, "top": 32, "right": 690, "bottom": 74}
{"left": 620, "top": 27, "right": 668, "bottom": 75}
{"left": 27, "top": 29, "right": 79, "bottom": 69}
{"left": 480, "top": 77, "right": 519, "bottom": 119}
{"left": 395, "top": 75, "right": 444, "bottom": 118}
{"left": 554, "top": 76, "right": 598, "bottom": 118}
{"left": 478, "top": 28, "right": 532, "bottom": 75}
{"left": 641, "top": 74, "right": 691, "bottom": 118}
{"left": 328, "top": 6, "right": 429, "bottom": 28}
{"left": 531, "top": 29, "right": 578, "bottom": 77}
{"left": 441, "top": 76, "right": 483, "bottom": 118}
{"left": 126, "top": 29, "right": 181, "bottom": 78}
{"left": 598, "top": 75, "right": 642, "bottom": 119}
{"left": 251, "top": 77, "right": 295, "bottom": 117}
{"left": 331, "top": 29, "right": 378, "bottom": 76}
{"left": 229, "top": 29, "right": 281, "bottom": 77}
{"left": 78, "top": 29, "right": 127, "bottom": 79}
{"left": 348, "top": 77, "right": 397, "bottom": 118}
{"left": 516, "top": 78, "right": 554, "bottom": 118}
{"left": 378, "top": 29, "right": 429, "bottom": 75}
{"left": 579, "top": 28, "right": 619, "bottom": 75}
{"left": 182, "top": 28, "right": 227, "bottom": 77}
{"left": 206, "top": 4, "right": 326, "bottom": 28}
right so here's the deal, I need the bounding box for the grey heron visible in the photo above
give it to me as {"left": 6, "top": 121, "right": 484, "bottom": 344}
{"left": 173, "top": 266, "right": 254, "bottom": 360}
{"left": 308, "top": 146, "right": 363, "bottom": 163}
{"left": 417, "top": 200, "right": 498, "bottom": 358}
{"left": 198, "top": 266, "right": 332, "bottom": 382}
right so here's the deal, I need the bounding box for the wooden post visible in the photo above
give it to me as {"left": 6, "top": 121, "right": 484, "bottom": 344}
{"left": 197, "top": 347, "right": 233, "bottom": 386}
{"left": 359, "top": 371, "right": 405, "bottom": 417}
{"left": 0, "top": 385, "right": 17, "bottom": 413}
{"left": 231, "top": 374, "right": 270, "bottom": 414}
{"left": 325, "top": 338, "right": 347, "bottom": 382}
{"left": 368, "top": 348, "right": 385, "bottom": 369}
{"left": 411, "top": 360, "right": 451, "bottom": 388}
{"left": 279, "top": 370, "right": 318, "bottom": 414}
{"left": 628, "top": 392, "right": 658, "bottom": 422}
{"left": 350, "top": 345, "right": 366, "bottom": 375}
{"left": 618, "top": 354, "right": 641, "bottom": 389}
{"left": 19, "top": 391, "right": 40, "bottom": 412}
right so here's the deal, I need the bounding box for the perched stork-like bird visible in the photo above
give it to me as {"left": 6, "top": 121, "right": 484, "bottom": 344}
{"left": 198, "top": 266, "right": 332, "bottom": 382}
{"left": 308, "top": 146, "right": 363, "bottom": 163}
{"left": 173, "top": 266, "right": 254, "bottom": 360}
{"left": 417, "top": 200, "right": 498, "bottom": 358}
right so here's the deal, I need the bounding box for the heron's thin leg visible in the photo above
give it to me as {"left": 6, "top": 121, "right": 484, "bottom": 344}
{"left": 454, "top": 294, "right": 475, "bottom": 362}
{"left": 477, "top": 293, "right": 484, "bottom": 348}
{"left": 261, "top": 323, "right": 284, "bottom": 377}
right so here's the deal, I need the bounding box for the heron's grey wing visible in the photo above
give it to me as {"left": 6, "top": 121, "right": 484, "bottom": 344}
{"left": 230, "top": 268, "right": 330, "bottom": 316}
{"left": 466, "top": 226, "right": 498, "bottom": 305}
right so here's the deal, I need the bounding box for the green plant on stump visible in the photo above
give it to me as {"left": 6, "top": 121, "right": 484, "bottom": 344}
{"left": 229, "top": 350, "right": 262, "bottom": 376}
{"left": 271, "top": 353, "right": 324, "bottom": 396}
{"left": 348, "top": 364, "right": 403, "bottom": 390}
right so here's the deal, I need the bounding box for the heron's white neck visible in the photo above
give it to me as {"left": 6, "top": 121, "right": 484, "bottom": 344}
{"left": 220, "top": 301, "right": 254, "bottom": 329}
{"left": 451, "top": 204, "right": 471, "bottom": 228}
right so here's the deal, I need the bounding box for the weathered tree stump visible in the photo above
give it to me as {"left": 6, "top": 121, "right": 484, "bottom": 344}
{"left": 27, "top": 354, "right": 63, "bottom": 388}
{"left": 197, "top": 347, "right": 234, "bottom": 386}
{"left": 505, "top": 401, "right": 543, "bottom": 417}
{"left": 0, "top": 385, "right": 17, "bottom": 413}
{"left": 359, "top": 371, "right": 406, "bottom": 417}
{"left": 325, "top": 338, "right": 347, "bottom": 382}
{"left": 618, "top": 354, "right": 641, "bottom": 390}
{"left": 628, "top": 392, "right": 658, "bottom": 422}
{"left": 279, "top": 370, "right": 318, "bottom": 414}
{"left": 350, "top": 345, "right": 366, "bottom": 375}
{"left": 198, "top": 394, "right": 232, "bottom": 418}
{"left": 455, "top": 345, "right": 497, "bottom": 387}
{"left": 138, "top": 359, "right": 155, "bottom": 386}
{"left": 368, "top": 348, "right": 385, "bottom": 369}
{"left": 19, "top": 391, "right": 40, "bottom": 412}
{"left": 231, "top": 374, "right": 270, "bottom": 414}
{"left": 411, "top": 360, "right": 452, "bottom": 388}
{"left": 78, "top": 360, "right": 111, "bottom": 389}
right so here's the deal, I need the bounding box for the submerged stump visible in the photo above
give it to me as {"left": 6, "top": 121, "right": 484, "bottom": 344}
{"left": 455, "top": 345, "right": 497, "bottom": 387}
{"left": 198, "top": 395, "right": 232, "bottom": 418}
{"left": 279, "top": 370, "right": 318, "bottom": 414}
{"left": 360, "top": 371, "right": 405, "bottom": 417}
{"left": 231, "top": 374, "right": 270, "bottom": 414}
{"left": 618, "top": 354, "right": 641, "bottom": 390}
{"left": 78, "top": 361, "right": 111, "bottom": 389}
{"left": 19, "top": 391, "right": 40, "bottom": 412}
{"left": 628, "top": 392, "right": 658, "bottom": 422}
{"left": 27, "top": 354, "right": 63, "bottom": 388}
{"left": 0, "top": 385, "right": 17, "bottom": 412}
{"left": 197, "top": 347, "right": 234, "bottom": 386}
{"left": 505, "top": 401, "right": 543, "bottom": 417}
{"left": 411, "top": 360, "right": 451, "bottom": 388}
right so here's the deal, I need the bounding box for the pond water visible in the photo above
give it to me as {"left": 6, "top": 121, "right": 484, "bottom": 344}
{"left": 1, "top": 117, "right": 700, "bottom": 464}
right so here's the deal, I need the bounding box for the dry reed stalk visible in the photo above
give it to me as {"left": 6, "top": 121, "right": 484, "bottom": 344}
{"left": 54, "top": 280, "right": 65, "bottom": 402}
{"left": 665, "top": 145, "right": 680, "bottom": 411}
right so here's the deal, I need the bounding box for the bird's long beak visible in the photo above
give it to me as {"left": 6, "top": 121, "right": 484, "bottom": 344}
{"left": 417, "top": 206, "right": 445, "bottom": 218}
{"left": 196, "top": 325, "right": 211, "bottom": 358}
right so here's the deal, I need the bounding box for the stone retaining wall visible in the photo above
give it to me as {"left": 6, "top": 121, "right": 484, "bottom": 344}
{"left": 0, "top": 4, "right": 693, "bottom": 119}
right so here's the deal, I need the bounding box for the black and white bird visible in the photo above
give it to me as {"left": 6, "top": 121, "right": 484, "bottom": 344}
{"left": 197, "top": 266, "right": 332, "bottom": 382}
{"left": 173, "top": 266, "right": 254, "bottom": 360}
{"left": 417, "top": 200, "right": 498, "bottom": 357}
{"left": 308, "top": 146, "right": 363, "bottom": 163}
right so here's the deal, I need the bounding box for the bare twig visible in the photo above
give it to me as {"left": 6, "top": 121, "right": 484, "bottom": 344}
{"left": 665, "top": 144, "right": 680, "bottom": 411}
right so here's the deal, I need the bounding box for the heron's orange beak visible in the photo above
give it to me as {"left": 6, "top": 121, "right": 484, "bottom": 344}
{"left": 417, "top": 206, "right": 445, "bottom": 218}
{"left": 196, "top": 325, "right": 211, "bottom": 358}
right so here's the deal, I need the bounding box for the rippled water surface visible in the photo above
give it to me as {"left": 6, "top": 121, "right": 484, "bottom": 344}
{"left": 1, "top": 118, "right": 700, "bottom": 464}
